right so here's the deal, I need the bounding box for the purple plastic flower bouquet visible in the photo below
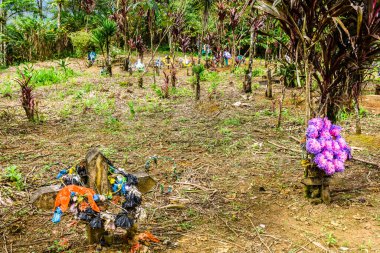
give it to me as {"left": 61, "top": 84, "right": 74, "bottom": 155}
{"left": 305, "top": 117, "right": 351, "bottom": 175}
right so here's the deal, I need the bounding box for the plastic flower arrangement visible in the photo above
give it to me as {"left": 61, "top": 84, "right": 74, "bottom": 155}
{"left": 305, "top": 117, "right": 352, "bottom": 175}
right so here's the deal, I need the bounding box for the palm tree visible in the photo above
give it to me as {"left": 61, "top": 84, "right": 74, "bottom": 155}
{"left": 92, "top": 19, "right": 117, "bottom": 76}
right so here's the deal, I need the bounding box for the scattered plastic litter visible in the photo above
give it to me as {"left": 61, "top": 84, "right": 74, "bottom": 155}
{"left": 52, "top": 158, "right": 144, "bottom": 235}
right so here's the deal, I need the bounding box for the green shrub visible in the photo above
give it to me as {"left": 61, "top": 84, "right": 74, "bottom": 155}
{"left": 31, "top": 67, "right": 75, "bottom": 87}
{"left": 233, "top": 67, "right": 246, "bottom": 77}
{"left": 203, "top": 71, "right": 220, "bottom": 82}
{"left": 0, "top": 81, "right": 13, "bottom": 97}
{"left": 252, "top": 67, "right": 265, "bottom": 77}
{"left": 69, "top": 30, "right": 93, "bottom": 57}
{"left": 4, "top": 165, "right": 24, "bottom": 190}
{"left": 151, "top": 83, "right": 164, "bottom": 98}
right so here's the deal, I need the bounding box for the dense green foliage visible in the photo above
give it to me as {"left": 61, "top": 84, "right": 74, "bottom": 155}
{"left": 0, "top": 0, "right": 379, "bottom": 122}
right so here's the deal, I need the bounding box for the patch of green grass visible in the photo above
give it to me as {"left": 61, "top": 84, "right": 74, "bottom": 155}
{"left": 82, "top": 96, "right": 99, "bottom": 109}
{"left": 104, "top": 116, "right": 121, "bottom": 132}
{"left": 252, "top": 67, "right": 266, "bottom": 77}
{"left": 179, "top": 221, "right": 193, "bottom": 230}
{"left": 219, "top": 127, "right": 232, "bottom": 136}
{"left": 179, "top": 117, "right": 189, "bottom": 123}
{"left": 100, "top": 146, "right": 117, "bottom": 158}
{"left": 74, "top": 90, "right": 85, "bottom": 99}
{"left": 255, "top": 109, "right": 276, "bottom": 117}
{"left": 31, "top": 67, "right": 76, "bottom": 87}
{"left": 186, "top": 208, "right": 198, "bottom": 218}
{"left": 94, "top": 98, "right": 115, "bottom": 116}
{"left": 128, "top": 101, "right": 136, "bottom": 119}
{"left": 0, "top": 81, "right": 13, "bottom": 97}
{"left": 84, "top": 83, "right": 93, "bottom": 93}
{"left": 119, "top": 81, "right": 132, "bottom": 87}
{"left": 171, "top": 87, "right": 193, "bottom": 97}
{"left": 203, "top": 71, "right": 220, "bottom": 82}
{"left": 47, "top": 240, "right": 68, "bottom": 253}
{"left": 151, "top": 83, "right": 165, "bottom": 98}
{"left": 252, "top": 83, "right": 260, "bottom": 90}
{"left": 222, "top": 117, "right": 241, "bottom": 126}
{"left": 59, "top": 104, "right": 73, "bottom": 119}
{"left": 233, "top": 66, "right": 246, "bottom": 77}
{"left": 135, "top": 101, "right": 167, "bottom": 114}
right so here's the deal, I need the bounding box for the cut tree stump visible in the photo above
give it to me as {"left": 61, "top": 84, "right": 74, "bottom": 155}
{"left": 302, "top": 164, "right": 331, "bottom": 204}
{"left": 85, "top": 148, "right": 111, "bottom": 195}
{"left": 31, "top": 148, "right": 157, "bottom": 244}
{"left": 30, "top": 185, "right": 61, "bottom": 210}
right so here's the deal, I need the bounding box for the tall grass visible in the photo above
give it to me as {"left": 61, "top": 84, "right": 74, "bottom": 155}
{"left": 31, "top": 67, "right": 76, "bottom": 87}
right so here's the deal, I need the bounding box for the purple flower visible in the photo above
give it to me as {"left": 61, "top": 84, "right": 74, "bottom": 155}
{"left": 306, "top": 125, "right": 319, "bottom": 138}
{"left": 314, "top": 154, "right": 328, "bottom": 169}
{"left": 322, "top": 150, "right": 334, "bottom": 161}
{"left": 335, "top": 150, "right": 348, "bottom": 162}
{"left": 306, "top": 139, "right": 322, "bottom": 154}
{"left": 333, "top": 159, "right": 345, "bottom": 172}
{"left": 308, "top": 118, "right": 324, "bottom": 131}
{"left": 330, "top": 125, "right": 341, "bottom": 137}
{"left": 323, "top": 117, "right": 332, "bottom": 130}
{"left": 345, "top": 146, "right": 353, "bottom": 160}
{"left": 305, "top": 117, "right": 351, "bottom": 176}
{"left": 336, "top": 137, "right": 347, "bottom": 149}
{"left": 332, "top": 140, "right": 341, "bottom": 153}
{"left": 318, "top": 138, "right": 326, "bottom": 149}
{"left": 320, "top": 130, "right": 332, "bottom": 140}
{"left": 325, "top": 161, "right": 335, "bottom": 175}
{"left": 324, "top": 140, "right": 333, "bottom": 151}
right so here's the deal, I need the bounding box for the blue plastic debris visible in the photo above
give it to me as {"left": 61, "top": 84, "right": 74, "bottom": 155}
{"left": 52, "top": 207, "right": 63, "bottom": 223}
{"left": 56, "top": 169, "right": 68, "bottom": 179}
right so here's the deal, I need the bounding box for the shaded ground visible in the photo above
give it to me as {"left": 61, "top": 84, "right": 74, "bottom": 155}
{"left": 0, "top": 58, "right": 380, "bottom": 253}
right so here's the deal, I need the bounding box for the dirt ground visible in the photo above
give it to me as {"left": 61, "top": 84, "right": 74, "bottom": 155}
{"left": 0, "top": 58, "right": 380, "bottom": 253}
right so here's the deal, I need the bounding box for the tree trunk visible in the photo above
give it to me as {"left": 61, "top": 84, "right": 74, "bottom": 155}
{"left": 265, "top": 69, "right": 272, "bottom": 98}
{"left": 354, "top": 98, "right": 361, "bottom": 134}
{"left": 168, "top": 29, "right": 173, "bottom": 60}
{"left": 151, "top": 31, "right": 155, "bottom": 83}
{"left": 57, "top": 2, "right": 61, "bottom": 29}
{"left": 232, "top": 32, "right": 236, "bottom": 67}
{"left": 304, "top": 56, "right": 311, "bottom": 125}
{"left": 106, "top": 39, "right": 112, "bottom": 76}
{"left": 277, "top": 84, "right": 286, "bottom": 128}
{"left": 244, "top": 29, "right": 256, "bottom": 93}
{"left": 37, "top": 0, "right": 43, "bottom": 18}
{"left": 195, "top": 73, "right": 200, "bottom": 100}
{"left": 138, "top": 76, "right": 143, "bottom": 88}
{"left": 0, "top": 2, "right": 6, "bottom": 66}
{"left": 197, "top": 34, "right": 202, "bottom": 64}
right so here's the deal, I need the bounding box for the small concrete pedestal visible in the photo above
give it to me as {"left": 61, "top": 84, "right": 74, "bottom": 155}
{"left": 302, "top": 164, "right": 331, "bottom": 204}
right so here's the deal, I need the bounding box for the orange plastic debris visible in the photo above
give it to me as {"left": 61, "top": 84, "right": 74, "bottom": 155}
{"left": 54, "top": 185, "right": 100, "bottom": 212}
{"left": 112, "top": 195, "right": 121, "bottom": 204}
{"left": 137, "top": 231, "right": 160, "bottom": 243}
{"left": 130, "top": 243, "right": 141, "bottom": 253}
{"left": 79, "top": 201, "right": 90, "bottom": 211}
